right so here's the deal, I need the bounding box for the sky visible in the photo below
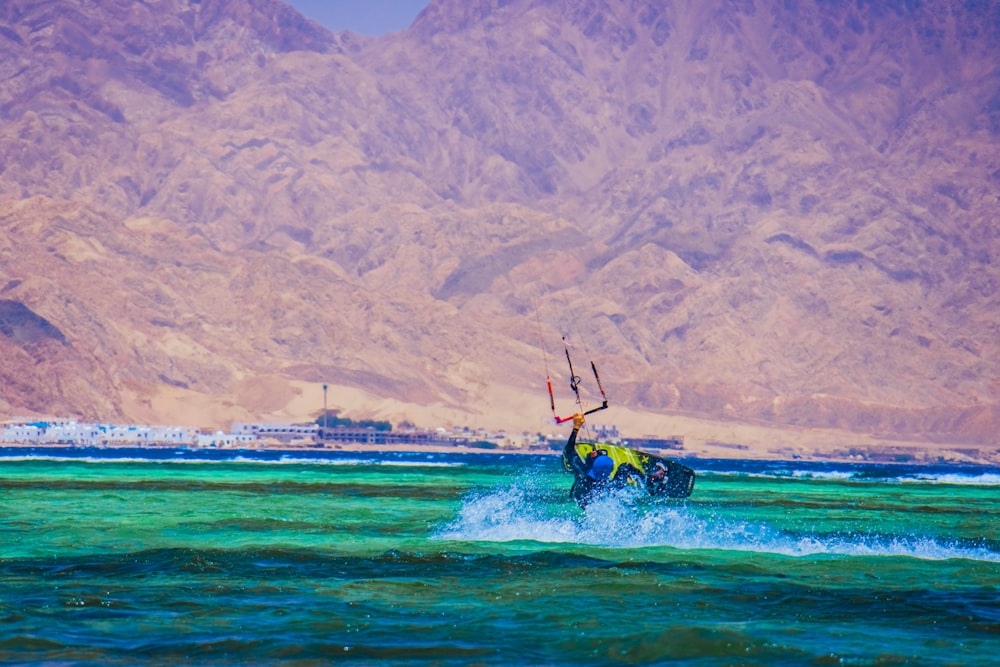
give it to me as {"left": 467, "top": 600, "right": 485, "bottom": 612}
{"left": 283, "top": 0, "right": 431, "bottom": 36}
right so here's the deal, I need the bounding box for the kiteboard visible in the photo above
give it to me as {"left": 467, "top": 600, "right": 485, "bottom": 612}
{"left": 563, "top": 441, "right": 696, "bottom": 499}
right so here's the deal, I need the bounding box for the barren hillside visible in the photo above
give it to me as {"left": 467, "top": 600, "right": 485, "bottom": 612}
{"left": 1, "top": 0, "right": 998, "bottom": 453}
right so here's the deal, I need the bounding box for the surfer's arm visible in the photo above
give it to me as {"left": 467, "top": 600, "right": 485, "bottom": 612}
{"left": 562, "top": 413, "right": 587, "bottom": 476}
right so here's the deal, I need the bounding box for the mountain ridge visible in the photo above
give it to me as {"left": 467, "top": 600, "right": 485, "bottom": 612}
{"left": 1, "top": 0, "right": 998, "bottom": 452}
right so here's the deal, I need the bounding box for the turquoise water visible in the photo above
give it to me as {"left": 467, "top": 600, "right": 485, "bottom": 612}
{"left": 1, "top": 453, "right": 998, "bottom": 665}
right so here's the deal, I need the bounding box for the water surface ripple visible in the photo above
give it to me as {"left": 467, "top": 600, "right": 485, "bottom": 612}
{"left": 1, "top": 455, "right": 997, "bottom": 665}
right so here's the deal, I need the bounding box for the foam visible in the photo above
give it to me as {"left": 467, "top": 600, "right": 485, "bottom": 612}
{"left": 437, "top": 482, "right": 1000, "bottom": 563}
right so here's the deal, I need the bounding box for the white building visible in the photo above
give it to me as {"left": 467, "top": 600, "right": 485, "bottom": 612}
{"left": 44, "top": 421, "right": 104, "bottom": 445}
{"left": 196, "top": 431, "right": 257, "bottom": 448}
{"left": 2, "top": 423, "right": 42, "bottom": 443}
{"left": 232, "top": 422, "right": 318, "bottom": 443}
{"left": 100, "top": 425, "right": 194, "bottom": 445}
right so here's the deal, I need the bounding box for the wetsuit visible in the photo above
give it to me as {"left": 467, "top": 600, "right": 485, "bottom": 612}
{"left": 563, "top": 422, "right": 615, "bottom": 506}
{"left": 562, "top": 424, "right": 586, "bottom": 477}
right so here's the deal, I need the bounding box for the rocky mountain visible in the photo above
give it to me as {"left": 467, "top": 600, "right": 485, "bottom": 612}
{"left": 1, "top": 0, "right": 998, "bottom": 452}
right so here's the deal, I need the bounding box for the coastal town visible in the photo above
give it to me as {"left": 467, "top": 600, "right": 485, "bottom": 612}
{"left": 0, "top": 416, "right": 682, "bottom": 454}
{"left": 5, "top": 415, "right": 997, "bottom": 466}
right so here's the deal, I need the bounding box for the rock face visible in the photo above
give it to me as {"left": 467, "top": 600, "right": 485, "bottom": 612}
{"left": 0, "top": 0, "right": 998, "bottom": 446}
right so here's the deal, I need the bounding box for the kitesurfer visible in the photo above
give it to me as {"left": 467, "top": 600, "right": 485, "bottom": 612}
{"left": 563, "top": 412, "right": 615, "bottom": 506}
{"left": 547, "top": 339, "right": 695, "bottom": 502}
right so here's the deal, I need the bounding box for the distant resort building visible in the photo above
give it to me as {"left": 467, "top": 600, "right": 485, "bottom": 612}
{"left": 590, "top": 424, "right": 620, "bottom": 441}
{"left": 624, "top": 435, "right": 685, "bottom": 450}
{"left": 195, "top": 431, "right": 257, "bottom": 448}
{"left": 233, "top": 422, "right": 319, "bottom": 444}
{"left": 2, "top": 422, "right": 43, "bottom": 443}
{"left": 1, "top": 420, "right": 196, "bottom": 446}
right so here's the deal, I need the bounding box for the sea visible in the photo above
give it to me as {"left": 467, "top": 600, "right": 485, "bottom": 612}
{"left": 1, "top": 446, "right": 997, "bottom": 666}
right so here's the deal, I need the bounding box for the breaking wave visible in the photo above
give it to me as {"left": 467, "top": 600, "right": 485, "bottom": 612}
{"left": 436, "top": 482, "right": 1000, "bottom": 563}
{"left": 707, "top": 467, "right": 1000, "bottom": 486}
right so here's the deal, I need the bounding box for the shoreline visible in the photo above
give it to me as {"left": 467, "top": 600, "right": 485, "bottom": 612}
{"left": 0, "top": 440, "right": 997, "bottom": 468}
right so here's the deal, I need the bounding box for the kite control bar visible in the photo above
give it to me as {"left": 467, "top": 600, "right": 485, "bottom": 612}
{"left": 549, "top": 337, "right": 608, "bottom": 424}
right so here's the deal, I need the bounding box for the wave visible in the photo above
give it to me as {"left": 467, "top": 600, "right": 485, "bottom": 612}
{"left": 707, "top": 468, "right": 1000, "bottom": 486}
{"left": 898, "top": 472, "right": 1000, "bottom": 486}
{"left": 0, "top": 451, "right": 465, "bottom": 468}
{"left": 436, "top": 484, "right": 1000, "bottom": 563}
{"left": 0, "top": 454, "right": 382, "bottom": 466}
{"left": 712, "top": 469, "right": 858, "bottom": 481}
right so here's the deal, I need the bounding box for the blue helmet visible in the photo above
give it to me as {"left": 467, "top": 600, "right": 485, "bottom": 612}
{"left": 588, "top": 453, "right": 614, "bottom": 481}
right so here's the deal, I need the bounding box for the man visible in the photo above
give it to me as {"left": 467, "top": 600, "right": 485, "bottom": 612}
{"left": 563, "top": 412, "right": 615, "bottom": 507}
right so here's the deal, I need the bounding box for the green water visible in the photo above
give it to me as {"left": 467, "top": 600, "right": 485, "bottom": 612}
{"left": 1, "top": 457, "right": 997, "bottom": 665}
